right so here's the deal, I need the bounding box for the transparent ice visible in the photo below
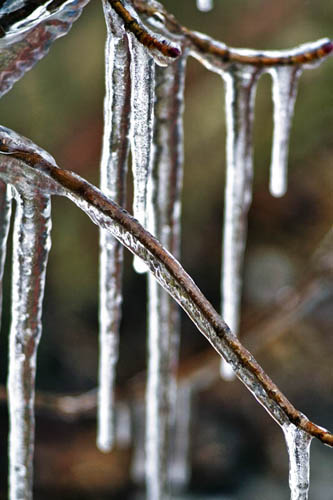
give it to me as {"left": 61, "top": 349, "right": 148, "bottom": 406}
{"left": 97, "top": 0, "right": 131, "bottom": 453}
{"left": 0, "top": 183, "right": 12, "bottom": 327}
{"left": 169, "top": 384, "right": 192, "bottom": 490}
{"left": 128, "top": 35, "right": 155, "bottom": 273}
{"left": 0, "top": 0, "right": 90, "bottom": 97}
{"left": 188, "top": 35, "right": 333, "bottom": 379}
{"left": 196, "top": 0, "right": 214, "bottom": 12}
{"left": 131, "top": 401, "right": 146, "bottom": 484}
{"left": 283, "top": 423, "right": 313, "bottom": 500}
{"left": 146, "top": 53, "right": 187, "bottom": 499}
{"left": 220, "top": 65, "right": 262, "bottom": 379}
{"left": 269, "top": 66, "right": 302, "bottom": 197}
{"left": 8, "top": 189, "right": 52, "bottom": 500}
{"left": 0, "top": 20, "right": 331, "bottom": 500}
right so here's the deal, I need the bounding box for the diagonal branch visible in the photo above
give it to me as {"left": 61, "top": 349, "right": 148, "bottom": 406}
{"left": 0, "top": 131, "right": 332, "bottom": 447}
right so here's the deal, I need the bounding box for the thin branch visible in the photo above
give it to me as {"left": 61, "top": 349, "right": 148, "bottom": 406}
{"left": 133, "top": 0, "right": 333, "bottom": 67}
{"left": 0, "top": 138, "right": 333, "bottom": 447}
{"left": 107, "top": 0, "right": 181, "bottom": 59}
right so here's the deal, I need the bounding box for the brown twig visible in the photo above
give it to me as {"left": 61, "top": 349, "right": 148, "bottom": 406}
{"left": 133, "top": 0, "right": 333, "bottom": 67}
{"left": 107, "top": 0, "right": 181, "bottom": 59}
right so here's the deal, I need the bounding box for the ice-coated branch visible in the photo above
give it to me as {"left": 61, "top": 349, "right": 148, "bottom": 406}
{"left": 0, "top": 127, "right": 333, "bottom": 449}
{"left": 98, "top": 0, "right": 131, "bottom": 453}
{"left": 0, "top": 0, "right": 91, "bottom": 97}
{"left": 107, "top": 0, "right": 181, "bottom": 65}
{"left": 7, "top": 188, "right": 51, "bottom": 500}
{"left": 133, "top": 1, "right": 333, "bottom": 69}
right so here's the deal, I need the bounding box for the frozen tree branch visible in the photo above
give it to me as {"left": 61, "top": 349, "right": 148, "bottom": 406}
{"left": 0, "top": 130, "right": 332, "bottom": 448}
{"left": 132, "top": 0, "right": 333, "bottom": 68}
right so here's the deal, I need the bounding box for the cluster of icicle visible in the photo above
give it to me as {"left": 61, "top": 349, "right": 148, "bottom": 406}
{"left": 0, "top": 0, "right": 332, "bottom": 499}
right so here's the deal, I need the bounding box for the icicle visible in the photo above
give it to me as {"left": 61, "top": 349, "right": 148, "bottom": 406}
{"left": 146, "top": 53, "right": 187, "bottom": 499}
{"left": 197, "top": 0, "right": 214, "bottom": 12}
{"left": 7, "top": 189, "right": 51, "bottom": 500}
{"left": 97, "top": 0, "right": 131, "bottom": 454}
{"left": 130, "top": 401, "right": 146, "bottom": 485}
{"left": 0, "top": 0, "right": 90, "bottom": 97}
{"left": 128, "top": 35, "right": 155, "bottom": 273}
{"left": 220, "top": 66, "right": 262, "bottom": 379}
{"left": 115, "top": 401, "right": 131, "bottom": 447}
{"left": 169, "top": 384, "right": 192, "bottom": 491}
{"left": 283, "top": 424, "right": 313, "bottom": 500}
{"left": 0, "top": 182, "right": 12, "bottom": 329}
{"left": 269, "top": 66, "right": 302, "bottom": 197}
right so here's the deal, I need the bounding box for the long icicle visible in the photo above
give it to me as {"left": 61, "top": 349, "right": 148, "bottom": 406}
{"left": 146, "top": 53, "right": 187, "bottom": 499}
{"left": 283, "top": 424, "right": 313, "bottom": 500}
{"left": 269, "top": 66, "right": 302, "bottom": 197}
{"left": 97, "top": 0, "right": 131, "bottom": 453}
{"left": 169, "top": 384, "right": 192, "bottom": 491}
{"left": 0, "top": 182, "right": 12, "bottom": 328}
{"left": 220, "top": 66, "right": 262, "bottom": 379}
{"left": 7, "top": 189, "right": 51, "bottom": 500}
{"left": 128, "top": 33, "right": 155, "bottom": 274}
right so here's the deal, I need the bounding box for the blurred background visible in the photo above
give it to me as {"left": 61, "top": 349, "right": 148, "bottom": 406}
{"left": 0, "top": 0, "right": 332, "bottom": 498}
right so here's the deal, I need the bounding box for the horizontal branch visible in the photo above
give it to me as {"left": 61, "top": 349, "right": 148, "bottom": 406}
{"left": 133, "top": 0, "right": 333, "bottom": 68}
{"left": 0, "top": 132, "right": 333, "bottom": 447}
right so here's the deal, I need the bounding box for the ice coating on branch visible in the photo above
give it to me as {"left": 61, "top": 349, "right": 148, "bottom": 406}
{"left": 189, "top": 34, "right": 333, "bottom": 77}
{"left": 0, "top": 125, "right": 326, "bottom": 465}
{"left": 146, "top": 54, "right": 187, "bottom": 498}
{"left": 0, "top": 0, "right": 90, "bottom": 97}
{"left": 0, "top": 183, "right": 12, "bottom": 328}
{"left": 0, "top": 124, "right": 290, "bottom": 426}
{"left": 196, "top": 0, "right": 213, "bottom": 12}
{"left": 128, "top": 34, "right": 155, "bottom": 273}
{"left": 269, "top": 66, "right": 302, "bottom": 197}
{"left": 97, "top": 0, "right": 131, "bottom": 453}
{"left": 220, "top": 65, "right": 262, "bottom": 379}
{"left": 283, "top": 424, "right": 312, "bottom": 500}
{"left": 111, "top": 0, "right": 181, "bottom": 68}
{"left": 7, "top": 189, "right": 51, "bottom": 500}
